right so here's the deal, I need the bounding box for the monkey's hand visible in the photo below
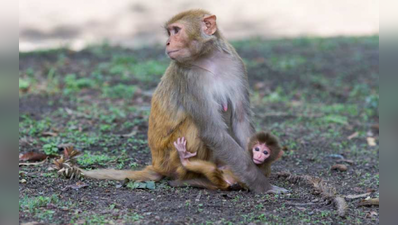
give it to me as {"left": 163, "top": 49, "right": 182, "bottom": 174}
{"left": 174, "top": 137, "right": 197, "bottom": 166}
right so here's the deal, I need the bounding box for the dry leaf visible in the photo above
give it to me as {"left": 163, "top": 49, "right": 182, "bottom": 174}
{"left": 371, "top": 124, "right": 379, "bottom": 132}
{"left": 64, "top": 181, "right": 88, "bottom": 190}
{"left": 42, "top": 131, "right": 58, "bottom": 137}
{"left": 367, "top": 130, "right": 374, "bottom": 137}
{"left": 366, "top": 211, "right": 378, "bottom": 218}
{"left": 254, "top": 57, "right": 266, "bottom": 63}
{"left": 19, "top": 137, "right": 34, "bottom": 147}
{"left": 331, "top": 164, "right": 348, "bottom": 172}
{"left": 366, "top": 188, "right": 376, "bottom": 193}
{"left": 47, "top": 167, "right": 56, "bottom": 171}
{"left": 19, "top": 152, "right": 47, "bottom": 162}
{"left": 254, "top": 82, "right": 266, "bottom": 90}
{"left": 347, "top": 132, "right": 359, "bottom": 140}
{"left": 359, "top": 197, "right": 379, "bottom": 206}
{"left": 63, "top": 146, "right": 81, "bottom": 160}
{"left": 353, "top": 187, "right": 364, "bottom": 193}
{"left": 57, "top": 143, "right": 74, "bottom": 150}
{"left": 366, "top": 137, "right": 377, "bottom": 146}
{"left": 54, "top": 146, "right": 82, "bottom": 179}
{"left": 336, "top": 159, "right": 355, "bottom": 165}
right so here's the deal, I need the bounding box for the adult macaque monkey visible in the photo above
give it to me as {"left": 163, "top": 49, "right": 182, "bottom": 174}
{"left": 173, "top": 132, "right": 284, "bottom": 190}
{"left": 81, "top": 9, "right": 285, "bottom": 193}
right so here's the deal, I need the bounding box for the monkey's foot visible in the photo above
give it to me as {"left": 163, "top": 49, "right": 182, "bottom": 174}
{"left": 266, "top": 185, "right": 289, "bottom": 194}
{"left": 229, "top": 183, "right": 243, "bottom": 191}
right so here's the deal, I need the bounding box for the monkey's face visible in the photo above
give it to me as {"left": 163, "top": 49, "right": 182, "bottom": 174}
{"left": 165, "top": 22, "right": 194, "bottom": 62}
{"left": 252, "top": 143, "right": 271, "bottom": 164}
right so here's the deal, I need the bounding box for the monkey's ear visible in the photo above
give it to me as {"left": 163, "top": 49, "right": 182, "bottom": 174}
{"left": 203, "top": 15, "right": 217, "bottom": 35}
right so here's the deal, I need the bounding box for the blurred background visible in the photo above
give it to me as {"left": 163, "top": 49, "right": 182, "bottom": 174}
{"left": 19, "top": 0, "right": 379, "bottom": 51}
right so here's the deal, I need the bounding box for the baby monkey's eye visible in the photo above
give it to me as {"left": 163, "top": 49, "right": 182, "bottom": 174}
{"left": 263, "top": 151, "right": 269, "bottom": 155}
{"left": 254, "top": 147, "right": 260, "bottom": 151}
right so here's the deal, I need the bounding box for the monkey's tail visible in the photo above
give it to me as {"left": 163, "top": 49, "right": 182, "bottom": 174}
{"left": 79, "top": 165, "right": 163, "bottom": 181}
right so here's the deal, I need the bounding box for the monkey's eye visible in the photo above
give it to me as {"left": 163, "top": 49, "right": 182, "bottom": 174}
{"left": 263, "top": 151, "right": 269, "bottom": 155}
{"left": 254, "top": 147, "right": 259, "bottom": 151}
{"left": 174, "top": 27, "right": 180, "bottom": 34}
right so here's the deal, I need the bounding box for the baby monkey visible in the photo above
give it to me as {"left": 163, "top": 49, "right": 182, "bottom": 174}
{"left": 173, "top": 131, "right": 283, "bottom": 190}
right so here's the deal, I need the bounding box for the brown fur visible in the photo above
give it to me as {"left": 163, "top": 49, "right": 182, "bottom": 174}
{"left": 77, "top": 9, "right": 273, "bottom": 193}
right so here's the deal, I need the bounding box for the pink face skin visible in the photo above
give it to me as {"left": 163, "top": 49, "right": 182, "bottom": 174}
{"left": 165, "top": 23, "right": 193, "bottom": 61}
{"left": 252, "top": 143, "right": 271, "bottom": 164}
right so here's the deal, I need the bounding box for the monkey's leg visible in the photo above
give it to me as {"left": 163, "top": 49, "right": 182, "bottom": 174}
{"left": 169, "top": 178, "right": 218, "bottom": 190}
{"left": 182, "top": 160, "right": 230, "bottom": 190}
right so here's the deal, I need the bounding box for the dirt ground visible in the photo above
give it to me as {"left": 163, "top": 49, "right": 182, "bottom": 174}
{"left": 19, "top": 36, "right": 379, "bottom": 224}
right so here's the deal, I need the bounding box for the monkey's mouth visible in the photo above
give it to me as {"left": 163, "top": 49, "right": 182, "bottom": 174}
{"left": 167, "top": 50, "right": 179, "bottom": 55}
{"left": 253, "top": 159, "right": 263, "bottom": 164}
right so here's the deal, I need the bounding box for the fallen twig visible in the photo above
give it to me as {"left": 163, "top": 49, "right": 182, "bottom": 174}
{"left": 276, "top": 171, "right": 348, "bottom": 217}
{"left": 345, "top": 192, "right": 371, "bottom": 200}
{"left": 64, "top": 107, "right": 90, "bottom": 118}
{"left": 285, "top": 202, "right": 322, "bottom": 207}
{"left": 19, "top": 160, "right": 47, "bottom": 167}
{"left": 359, "top": 197, "right": 379, "bottom": 207}
{"left": 120, "top": 130, "right": 137, "bottom": 138}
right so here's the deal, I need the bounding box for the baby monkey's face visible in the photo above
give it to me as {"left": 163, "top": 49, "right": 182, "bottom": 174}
{"left": 252, "top": 143, "right": 271, "bottom": 164}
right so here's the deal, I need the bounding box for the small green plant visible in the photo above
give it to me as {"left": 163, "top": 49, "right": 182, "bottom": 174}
{"left": 63, "top": 73, "right": 96, "bottom": 94}
{"left": 19, "top": 78, "right": 30, "bottom": 90}
{"left": 125, "top": 213, "right": 144, "bottom": 222}
{"left": 42, "top": 143, "right": 58, "bottom": 155}
{"left": 320, "top": 115, "right": 348, "bottom": 125}
{"left": 255, "top": 203, "right": 264, "bottom": 209}
{"left": 19, "top": 194, "right": 59, "bottom": 214}
{"left": 129, "top": 162, "right": 138, "bottom": 169}
{"left": 365, "top": 94, "right": 379, "bottom": 115}
{"left": 197, "top": 203, "right": 203, "bottom": 212}
{"left": 271, "top": 55, "right": 307, "bottom": 71}
{"left": 77, "top": 152, "right": 116, "bottom": 167}
{"left": 102, "top": 84, "right": 137, "bottom": 99}
{"left": 127, "top": 181, "right": 156, "bottom": 190}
